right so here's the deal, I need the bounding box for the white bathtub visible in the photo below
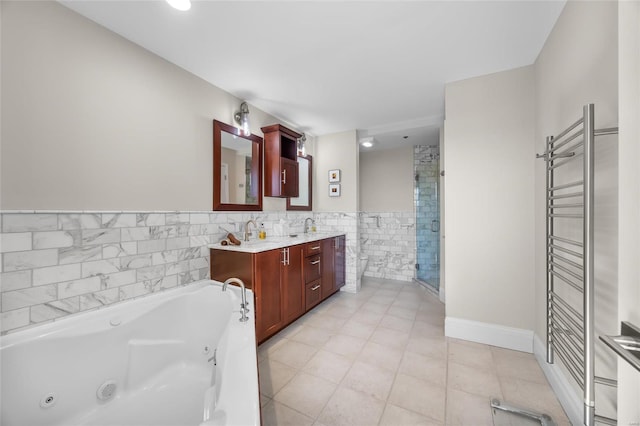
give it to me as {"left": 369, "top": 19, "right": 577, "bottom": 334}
{"left": 0, "top": 280, "right": 259, "bottom": 426}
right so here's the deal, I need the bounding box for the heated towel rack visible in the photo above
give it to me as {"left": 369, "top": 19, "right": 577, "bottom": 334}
{"left": 537, "top": 104, "right": 618, "bottom": 426}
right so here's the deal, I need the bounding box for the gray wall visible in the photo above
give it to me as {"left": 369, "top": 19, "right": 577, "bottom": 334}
{"left": 0, "top": 1, "right": 288, "bottom": 211}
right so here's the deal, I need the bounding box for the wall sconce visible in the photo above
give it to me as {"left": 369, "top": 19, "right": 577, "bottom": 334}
{"left": 297, "top": 133, "right": 307, "bottom": 156}
{"left": 234, "top": 102, "right": 251, "bottom": 136}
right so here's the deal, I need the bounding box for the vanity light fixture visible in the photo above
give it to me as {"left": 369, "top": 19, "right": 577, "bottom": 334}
{"left": 166, "top": 0, "right": 191, "bottom": 11}
{"left": 297, "top": 133, "right": 307, "bottom": 156}
{"left": 234, "top": 102, "right": 251, "bottom": 136}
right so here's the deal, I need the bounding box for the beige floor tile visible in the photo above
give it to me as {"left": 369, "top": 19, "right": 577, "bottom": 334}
{"left": 448, "top": 339, "right": 496, "bottom": 372}
{"left": 339, "top": 319, "right": 377, "bottom": 340}
{"left": 379, "top": 403, "right": 444, "bottom": 426}
{"left": 261, "top": 400, "right": 315, "bottom": 426}
{"left": 351, "top": 309, "right": 385, "bottom": 326}
{"left": 270, "top": 339, "right": 319, "bottom": 369}
{"left": 388, "top": 373, "right": 446, "bottom": 423}
{"left": 406, "top": 336, "right": 447, "bottom": 359}
{"left": 325, "top": 304, "right": 358, "bottom": 319}
{"left": 317, "top": 385, "right": 386, "bottom": 426}
{"left": 358, "top": 341, "right": 404, "bottom": 373}
{"left": 379, "top": 314, "right": 415, "bottom": 333}
{"left": 447, "top": 361, "right": 503, "bottom": 399}
{"left": 390, "top": 298, "right": 421, "bottom": 311}
{"left": 416, "top": 310, "right": 445, "bottom": 326}
{"left": 399, "top": 351, "right": 447, "bottom": 387}
{"left": 359, "top": 301, "right": 390, "bottom": 314}
{"left": 289, "top": 325, "right": 335, "bottom": 348}
{"left": 499, "top": 377, "right": 570, "bottom": 425}
{"left": 258, "top": 358, "right": 297, "bottom": 397}
{"left": 302, "top": 349, "right": 354, "bottom": 384}
{"left": 304, "top": 313, "right": 347, "bottom": 332}
{"left": 374, "top": 288, "right": 401, "bottom": 298}
{"left": 273, "top": 372, "right": 337, "bottom": 419}
{"left": 492, "top": 349, "right": 548, "bottom": 384}
{"left": 386, "top": 304, "right": 418, "bottom": 321}
{"left": 342, "top": 360, "right": 396, "bottom": 401}
{"left": 323, "top": 333, "right": 367, "bottom": 358}
{"left": 368, "top": 295, "right": 397, "bottom": 306}
{"left": 370, "top": 326, "right": 410, "bottom": 350}
{"left": 411, "top": 319, "right": 444, "bottom": 338}
{"left": 257, "top": 336, "right": 289, "bottom": 361}
{"left": 277, "top": 321, "right": 305, "bottom": 339}
{"left": 445, "top": 388, "right": 494, "bottom": 426}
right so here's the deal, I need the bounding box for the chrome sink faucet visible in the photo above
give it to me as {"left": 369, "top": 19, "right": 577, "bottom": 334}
{"left": 304, "top": 217, "right": 314, "bottom": 234}
{"left": 244, "top": 219, "right": 257, "bottom": 241}
{"left": 222, "top": 278, "right": 249, "bottom": 322}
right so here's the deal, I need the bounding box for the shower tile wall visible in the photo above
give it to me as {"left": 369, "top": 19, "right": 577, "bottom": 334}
{"left": 0, "top": 210, "right": 358, "bottom": 335}
{"left": 359, "top": 212, "right": 415, "bottom": 282}
{"left": 415, "top": 145, "right": 440, "bottom": 287}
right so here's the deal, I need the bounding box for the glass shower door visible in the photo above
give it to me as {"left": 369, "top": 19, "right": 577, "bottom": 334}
{"left": 415, "top": 145, "right": 440, "bottom": 290}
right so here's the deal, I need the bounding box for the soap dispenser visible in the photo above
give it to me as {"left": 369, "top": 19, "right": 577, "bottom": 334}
{"left": 258, "top": 223, "right": 266, "bottom": 240}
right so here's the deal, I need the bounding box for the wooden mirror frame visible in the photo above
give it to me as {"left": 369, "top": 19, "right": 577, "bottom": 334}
{"left": 213, "top": 119, "right": 263, "bottom": 211}
{"left": 287, "top": 155, "right": 313, "bottom": 211}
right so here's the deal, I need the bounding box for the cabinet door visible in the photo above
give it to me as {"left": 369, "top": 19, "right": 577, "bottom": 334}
{"left": 282, "top": 246, "right": 304, "bottom": 323}
{"left": 280, "top": 158, "right": 299, "bottom": 198}
{"left": 254, "top": 249, "right": 283, "bottom": 343}
{"left": 334, "top": 236, "right": 346, "bottom": 290}
{"left": 321, "top": 238, "right": 335, "bottom": 299}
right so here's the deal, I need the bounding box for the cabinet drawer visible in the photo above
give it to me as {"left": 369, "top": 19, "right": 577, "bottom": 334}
{"left": 305, "top": 279, "right": 322, "bottom": 310}
{"left": 303, "top": 241, "right": 322, "bottom": 257}
{"left": 304, "top": 254, "right": 321, "bottom": 283}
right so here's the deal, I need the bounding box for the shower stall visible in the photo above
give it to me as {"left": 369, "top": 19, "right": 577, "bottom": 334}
{"left": 414, "top": 145, "right": 440, "bottom": 291}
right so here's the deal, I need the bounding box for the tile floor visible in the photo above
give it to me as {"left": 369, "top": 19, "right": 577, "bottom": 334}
{"left": 257, "top": 277, "right": 571, "bottom": 426}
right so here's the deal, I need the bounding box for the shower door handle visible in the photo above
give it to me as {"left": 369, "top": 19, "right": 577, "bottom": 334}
{"left": 431, "top": 220, "right": 440, "bottom": 232}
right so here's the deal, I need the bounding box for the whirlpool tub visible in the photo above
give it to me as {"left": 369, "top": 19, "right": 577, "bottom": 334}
{"left": 0, "top": 280, "right": 259, "bottom": 426}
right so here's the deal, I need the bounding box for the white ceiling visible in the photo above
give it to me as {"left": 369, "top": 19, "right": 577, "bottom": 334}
{"left": 60, "top": 0, "right": 565, "bottom": 150}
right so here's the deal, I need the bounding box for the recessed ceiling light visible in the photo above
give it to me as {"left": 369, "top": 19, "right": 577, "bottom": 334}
{"left": 359, "top": 137, "right": 375, "bottom": 148}
{"left": 166, "top": 0, "right": 191, "bottom": 11}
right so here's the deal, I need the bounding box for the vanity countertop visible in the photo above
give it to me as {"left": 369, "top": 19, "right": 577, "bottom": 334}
{"left": 208, "top": 232, "right": 345, "bottom": 253}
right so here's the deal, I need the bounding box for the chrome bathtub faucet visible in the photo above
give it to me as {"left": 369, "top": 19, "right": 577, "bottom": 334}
{"left": 222, "top": 278, "right": 249, "bottom": 322}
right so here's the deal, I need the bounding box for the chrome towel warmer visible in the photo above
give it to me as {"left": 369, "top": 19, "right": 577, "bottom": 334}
{"left": 536, "top": 104, "right": 618, "bottom": 426}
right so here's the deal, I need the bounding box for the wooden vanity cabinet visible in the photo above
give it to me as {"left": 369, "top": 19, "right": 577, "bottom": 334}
{"left": 209, "top": 235, "right": 346, "bottom": 344}
{"left": 321, "top": 236, "right": 346, "bottom": 298}
{"left": 261, "top": 124, "right": 301, "bottom": 198}
{"left": 282, "top": 245, "right": 304, "bottom": 324}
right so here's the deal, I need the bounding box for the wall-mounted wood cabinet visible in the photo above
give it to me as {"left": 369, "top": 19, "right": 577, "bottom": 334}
{"left": 210, "top": 235, "right": 346, "bottom": 344}
{"left": 261, "top": 124, "right": 301, "bottom": 198}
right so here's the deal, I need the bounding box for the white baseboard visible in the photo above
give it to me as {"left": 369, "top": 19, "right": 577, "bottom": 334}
{"left": 533, "top": 334, "right": 583, "bottom": 426}
{"left": 444, "top": 317, "right": 534, "bottom": 353}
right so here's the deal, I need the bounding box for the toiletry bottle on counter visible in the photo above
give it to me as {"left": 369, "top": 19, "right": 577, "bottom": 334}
{"left": 311, "top": 221, "right": 317, "bottom": 232}
{"left": 259, "top": 223, "right": 266, "bottom": 239}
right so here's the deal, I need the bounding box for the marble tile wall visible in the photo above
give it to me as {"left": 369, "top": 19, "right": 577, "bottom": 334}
{"left": 0, "top": 210, "right": 357, "bottom": 335}
{"left": 359, "top": 212, "right": 415, "bottom": 282}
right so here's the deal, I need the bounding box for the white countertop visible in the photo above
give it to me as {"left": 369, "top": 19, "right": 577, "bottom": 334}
{"left": 208, "top": 232, "right": 345, "bottom": 253}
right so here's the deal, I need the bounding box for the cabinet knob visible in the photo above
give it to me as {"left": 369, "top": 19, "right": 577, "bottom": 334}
{"left": 282, "top": 169, "right": 286, "bottom": 184}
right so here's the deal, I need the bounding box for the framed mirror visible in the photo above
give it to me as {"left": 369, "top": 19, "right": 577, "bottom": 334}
{"left": 213, "top": 119, "right": 263, "bottom": 211}
{"left": 287, "top": 155, "right": 313, "bottom": 211}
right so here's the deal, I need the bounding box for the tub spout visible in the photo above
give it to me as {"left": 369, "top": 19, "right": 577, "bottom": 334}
{"left": 222, "top": 278, "right": 249, "bottom": 322}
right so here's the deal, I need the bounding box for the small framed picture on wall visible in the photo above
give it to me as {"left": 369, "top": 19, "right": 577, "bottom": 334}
{"left": 328, "top": 169, "right": 341, "bottom": 183}
{"left": 329, "top": 184, "right": 341, "bottom": 197}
